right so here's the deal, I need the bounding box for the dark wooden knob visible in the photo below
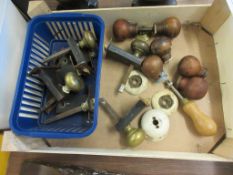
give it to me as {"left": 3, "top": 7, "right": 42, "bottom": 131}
{"left": 113, "top": 19, "right": 137, "bottom": 41}
{"left": 150, "top": 36, "right": 172, "bottom": 62}
{"left": 178, "top": 55, "right": 203, "bottom": 77}
{"left": 161, "top": 52, "right": 172, "bottom": 63}
{"left": 131, "top": 39, "right": 150, "bottom": 58}
{"left": 141, "top": 55, "right": 163, "bottom": 80}
{"left": 156, "top": 17, "right": 181, "bottom": 38}
{"left": 177, "top": 76, "right": 208, "bottom": 100}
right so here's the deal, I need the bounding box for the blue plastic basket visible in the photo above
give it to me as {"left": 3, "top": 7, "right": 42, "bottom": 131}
{"left": 9, "top": 13, "right": 105, "bottom": 138}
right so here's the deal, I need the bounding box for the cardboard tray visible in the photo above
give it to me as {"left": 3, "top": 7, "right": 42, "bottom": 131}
{"left": 2, "top": 0, "right": 233, "bottom": 162}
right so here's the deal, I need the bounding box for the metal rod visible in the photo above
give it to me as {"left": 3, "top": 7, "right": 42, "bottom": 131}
{"left": 164, "top": 80, "right": 184, "bottom": 101}
{"left": 41, "top": 97, "right": 57, "bottom": 112}
{"left": 43, "top": 47, "right": 73, "bottom": 63}
{"left": 43, "top": 99, "right": 92, "bottom": 124}
{"left": 99, "top": 98, "right": 120, "bottom": 124}
{"left": 43, "top": 105, "right": 83, "bottom": 124}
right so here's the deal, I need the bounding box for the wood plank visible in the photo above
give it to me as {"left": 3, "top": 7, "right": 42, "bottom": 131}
{"left": 7, "top": 152, "right": 233, "bottom": 175}
{"left": 201, "top": 0, "right": 231, "bottom": 34}
{"left": 28, "top": 0, "right": 51, "bottom": 18}
{"left": 3, "top": 131, "right": 229, "bottom": 162}
{"left": 2, "top": 131, "right": 48, "bottom": 151}
{"left": 62, "top": 5, "right": 210, "bottom": 25}
{"left": 213, "top": 15, "right": 233, "bottom": 139}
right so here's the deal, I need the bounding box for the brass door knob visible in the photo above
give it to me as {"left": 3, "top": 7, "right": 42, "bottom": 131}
{"left": 124, "top": 125, "right": 145, "bottom": 147}
{"left": 79, "top": 31, "right": 97, "bottom": 50}
{"left": 62, "top": 72, "right": 84, "bottom": 93}
{"left": 131, "top": 39, "right": 150, "bottom": 58}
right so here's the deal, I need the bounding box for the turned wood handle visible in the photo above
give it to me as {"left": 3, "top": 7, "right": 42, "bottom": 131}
{"left": 182, "top": 101, "right": 217, "bottom": 136}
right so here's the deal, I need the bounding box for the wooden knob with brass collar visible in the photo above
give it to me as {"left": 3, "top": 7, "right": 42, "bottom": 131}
{"left": 150, "top": 36, "right": 172, "bottom": 62}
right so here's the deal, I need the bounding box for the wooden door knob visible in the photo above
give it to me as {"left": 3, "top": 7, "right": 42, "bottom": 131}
{"left": 113, "top": 19, "right": 137, "bottom": 41}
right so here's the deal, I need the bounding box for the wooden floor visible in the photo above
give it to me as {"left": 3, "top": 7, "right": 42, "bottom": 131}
{"left": 7, "top": 153, "right": 233, "bottom": 175}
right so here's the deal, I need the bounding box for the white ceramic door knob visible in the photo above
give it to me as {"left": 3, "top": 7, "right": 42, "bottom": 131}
{"left": 141, "top": 109, "right": 170, "bottom": 142}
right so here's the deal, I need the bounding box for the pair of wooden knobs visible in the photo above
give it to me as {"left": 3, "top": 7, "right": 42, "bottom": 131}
{"left": 113, "top": 17, "right": 181, "bottom": 41}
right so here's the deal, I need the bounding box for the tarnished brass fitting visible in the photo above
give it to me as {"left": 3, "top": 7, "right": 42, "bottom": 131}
{"left": 131, "top": 39, "right": 150, "bottom": 58}
{"left": 79, "top": 31, "right": 97, "bottom": 50}
{"left": 124, "top": 125, "right": 145, "bottom": 147}
{"left": 62, "top": 72, "right": 84, "bottom": 94}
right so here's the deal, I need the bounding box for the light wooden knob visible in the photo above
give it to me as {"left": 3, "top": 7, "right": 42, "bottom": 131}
{"left": 182, "top": 101, "right": 217, "bottom": 136}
